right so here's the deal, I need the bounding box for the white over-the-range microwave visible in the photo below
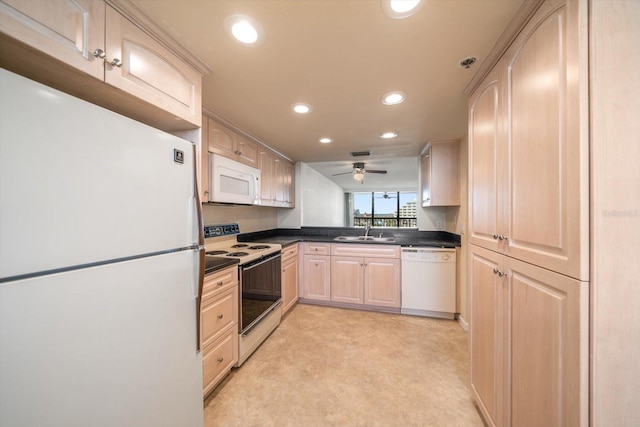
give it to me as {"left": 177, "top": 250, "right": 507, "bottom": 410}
{"left": 209, "top": 154, "right": 261, "bottom": 205}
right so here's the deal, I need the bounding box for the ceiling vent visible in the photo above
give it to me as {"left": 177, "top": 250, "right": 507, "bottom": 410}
{"left": 350, "top": 150, "right": 372, "bottom": 157}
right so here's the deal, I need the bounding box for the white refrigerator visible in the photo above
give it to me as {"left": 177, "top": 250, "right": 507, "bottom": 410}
{"left": 0, "top": 69, "right": 205, "bottom": 426}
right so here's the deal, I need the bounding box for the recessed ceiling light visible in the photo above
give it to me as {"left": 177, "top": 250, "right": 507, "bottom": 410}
{"left": 382, "top": 91, "right": 406, "bottom": 105}
{"left": 292, "top": 103, "right": 312, "bottom": 114}
{"left": 224, "top": 15, "right": 263, "bottom": 45}
{"left": 319, "top": 137, "right": 332, "bottom": 144}
{"left": 381, "top": 0, "right": 424, "bottom": 19}
{"left": 380, "top": 132, "right": 398, "bottom": 139}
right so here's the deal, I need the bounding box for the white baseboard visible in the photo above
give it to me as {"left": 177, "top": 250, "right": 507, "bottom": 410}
{"left": 457, "top": 315, "right": 469, "bottom": 331}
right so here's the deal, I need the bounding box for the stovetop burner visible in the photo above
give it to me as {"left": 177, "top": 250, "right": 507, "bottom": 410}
{"left": 231, "top": 244, "right": 249, "bottom": 248}
{"left": 206, "top": 250, "right": 229, "bottom": 255}
{"left": 248, "top": 245, "right": 271, "bottom": 250}
{"left": 227, "top": 252, "right": 250, "bottom": 257}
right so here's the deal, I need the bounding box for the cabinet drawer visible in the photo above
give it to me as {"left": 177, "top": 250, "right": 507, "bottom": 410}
{"left": 304, "top": 242, "right": 331, "bottom": 255}
{"left": 331, "top": 244, "right": 400, "bottom": 258}
{"left": 282, "top": 243, "right": 299, "bottom": 264}
{"left": 202, "top": 329, "right": 238, "bottom": 397}
{"left": 202, "top": 266, "right": 238, "bottom": 301}
{"left": 200, "top": 287, "right": 238, "bottom": 349}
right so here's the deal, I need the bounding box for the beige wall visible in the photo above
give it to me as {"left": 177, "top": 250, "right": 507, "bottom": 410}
{"left": 202, "top": 204, "right": 278, "bottom": 234}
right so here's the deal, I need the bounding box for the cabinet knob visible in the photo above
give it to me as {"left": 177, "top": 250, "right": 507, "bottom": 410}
{"left": 498, "top": 235, "right": 508, "bottom": 242}
{"left": 92, "top": 48, "right": 106, "bottom": 59}
{"left": 217, "top": 357, "right": 224, "bottom": 363}
{"left": 217, "top": 314, "right": 224, "bottom": 319}
{"left": 217, "top": 281, "right": 223, "bottom": 286}
{"left": 110, "top": 58, "right": 123, "bottom": 68}
{"left": 492, "top": 233, "right": 499, "bottom": 240}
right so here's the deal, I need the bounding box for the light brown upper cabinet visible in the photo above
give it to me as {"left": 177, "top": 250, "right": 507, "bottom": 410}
{"left": 207, "top": 118, "right": 258, "bottom": 168}
{"left": 103, "top": 6, "right": 201, "bottom": 126}
{"left": 468, "top": 0, "right": 588, "bottom": 281}
{"left": 0, "top": 0, "right": 202, "bottom": 127}
{"left": 0, "top": 0, "right": 106, "bottom": 78}
{"left": 421, "top": 140, "right": 460, "bottom": 207}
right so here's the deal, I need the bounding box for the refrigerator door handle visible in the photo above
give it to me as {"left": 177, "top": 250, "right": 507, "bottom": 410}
{"left": 196, "top": 246, "right": 205, "bottom": 352}
{"left": 192, "top": 143, "right": 205, "bottom": 247}
{"left": 192, "top": 143, "right": 206, "bottom": 352}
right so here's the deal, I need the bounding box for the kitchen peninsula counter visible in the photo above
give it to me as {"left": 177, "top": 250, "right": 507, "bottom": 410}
{"left": 237, "top": 227, "right": 461, "bottom": 249}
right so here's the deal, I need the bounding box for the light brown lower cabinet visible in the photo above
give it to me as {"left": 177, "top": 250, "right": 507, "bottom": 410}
{"left": 281, "top": 243, "right": 299, "bottom": 314}
{"left": 330, "top": 256, "right": 400, "bottom": 308}
{"left": 469, "top": 244, "right": 588, "bottom": 427}
{"left": 200, "top": 266, "right": 239, "bottom": 398}
{"left": 301, "top": 243, "right": 400, "bottom": 311}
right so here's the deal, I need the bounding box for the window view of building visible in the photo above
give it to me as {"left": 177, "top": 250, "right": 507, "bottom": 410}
{"left": 352, "top": 192, "right": 417, "bottom": 228}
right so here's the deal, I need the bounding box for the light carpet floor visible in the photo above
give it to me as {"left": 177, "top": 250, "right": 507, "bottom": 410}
{"left": 204, "top": 303, "right": 485, "bottom": 427}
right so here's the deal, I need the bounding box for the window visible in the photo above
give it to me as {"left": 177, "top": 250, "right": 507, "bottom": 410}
{"left": 352, "top": 192, "right": 417, "bottom": 228}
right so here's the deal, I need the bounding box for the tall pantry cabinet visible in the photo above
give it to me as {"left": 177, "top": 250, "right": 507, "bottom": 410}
{"left": 467, "top": 0, "right": 589, "bottom": 426}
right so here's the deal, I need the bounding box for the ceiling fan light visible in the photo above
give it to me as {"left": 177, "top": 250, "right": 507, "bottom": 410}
{"left": 354, "top": 171, "right": 365, "bottom": 181}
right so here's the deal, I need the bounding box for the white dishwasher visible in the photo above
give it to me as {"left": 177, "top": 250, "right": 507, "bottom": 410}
{"left": 401, "top": 247, "right": 456, "bottom": 319}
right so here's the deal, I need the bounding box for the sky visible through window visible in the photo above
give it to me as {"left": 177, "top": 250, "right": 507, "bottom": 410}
{"left": 354, "top": 192, "right": 416, "bottom": 215}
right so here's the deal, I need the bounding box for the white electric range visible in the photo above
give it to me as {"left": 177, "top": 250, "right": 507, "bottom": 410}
{"left": 204, "top": 224, "right": 282, "bottom": 366}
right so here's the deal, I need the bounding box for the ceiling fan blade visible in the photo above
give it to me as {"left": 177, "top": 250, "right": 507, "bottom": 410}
{"left": 332, "top": 171, "right": 353, "bottom": 176}
{"left": 365, "top": 169, "right": 387, "bottom": 174}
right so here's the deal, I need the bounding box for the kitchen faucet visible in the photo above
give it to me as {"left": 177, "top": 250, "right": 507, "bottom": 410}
{"left": 364, "top": 224, "right": 371, "bottom": 237}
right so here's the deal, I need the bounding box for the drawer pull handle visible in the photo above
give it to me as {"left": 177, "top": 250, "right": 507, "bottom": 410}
{"left": 217, "top": 314, "right": 224, "bottom": 319}
{"left": 217, "top": 357, "right": 224, "bottom": 363}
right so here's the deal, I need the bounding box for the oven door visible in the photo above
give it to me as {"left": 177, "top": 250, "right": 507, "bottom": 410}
{"left": 239, "top": 253, "right": 281, "bottom": 335}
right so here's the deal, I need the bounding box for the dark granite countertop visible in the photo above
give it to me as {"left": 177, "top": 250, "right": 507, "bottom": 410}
{"left": 237, "top": 227, "right": 460, "bottom": 249}
{"left": 204, "top": 256, "right": 239, "bottom": 274}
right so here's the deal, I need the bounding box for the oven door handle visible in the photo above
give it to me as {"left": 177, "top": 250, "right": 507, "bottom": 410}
{"left": 241, "top": 253, "right": 281, "bottom": 271}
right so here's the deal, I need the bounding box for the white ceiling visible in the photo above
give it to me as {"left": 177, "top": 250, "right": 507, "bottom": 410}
{"left": 131, "top": 0, "right": 523, "bottom": 188}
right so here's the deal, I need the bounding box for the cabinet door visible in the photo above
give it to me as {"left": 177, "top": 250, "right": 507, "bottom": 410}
{"left": 0, "top": 0, "right": 105, "bottom": 79}
{"left": 274, "top": 156, "right": 285, "bottom": 204}
{"left": 364, "top": 257, "right": 400, "bottom": 308}
{"left": 331, "top": 256, "right": 364, "bottom": 304}
{"left": 505, "top": 256, "right": 588, "bottom": 427}
{"left": 236, "top": 135, "right": 258, "bottom": 167}
{"left": 502, "top": 0, "right": 588, "bottom": 280}
{"left": 469, "top": 244, "right": 503, "bottom": 427}
{"left": 258, "top": 149, "right": 275, "bottom": 205}
{"left": 420, "top": 146, "right": 432, "bottom": 206}
{"left": 468, "top": 70, "right": 503, "bottom": 252}
{"left": 104, "top": 6, "right": 201, "bottom": 126}
{"left": 281, "top": 257, "right": 299, "bottom": 314}
{"left": 208, "top": 119, "right": 237, "bottom": 157}
{"left": 283, "top": 161, "right": 295, "bottom": 207}
{"left": 302, "top": 255, "right": 330, "bottom": 301}
{"left": 431, "top": 141, "right": 460, "bottom": 206}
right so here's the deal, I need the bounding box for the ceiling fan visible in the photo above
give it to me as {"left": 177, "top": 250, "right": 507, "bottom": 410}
{"left": 376, "top": 192, "right": 397, "bottom": 199}
{"left": 332, "top": 162, "right": 387, "bottom": 182}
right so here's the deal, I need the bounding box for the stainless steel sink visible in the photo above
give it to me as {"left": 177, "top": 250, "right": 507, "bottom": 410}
{"left": 333, "top": 236, "right": 395, "bottom": 242}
